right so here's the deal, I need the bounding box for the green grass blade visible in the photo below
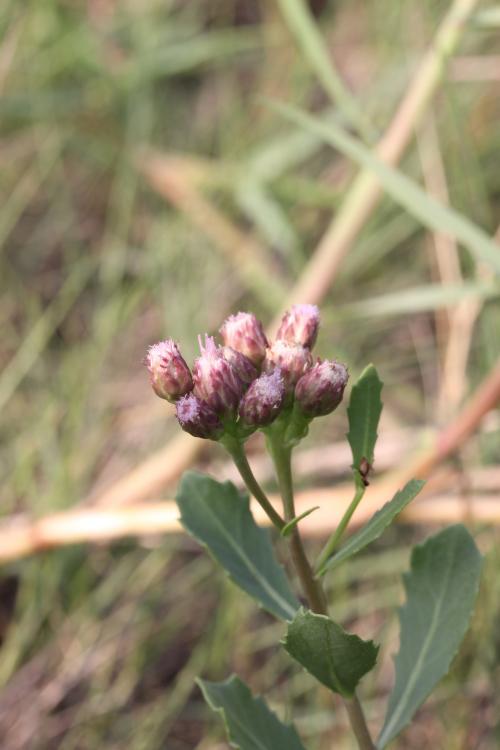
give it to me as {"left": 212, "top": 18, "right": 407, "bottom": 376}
{"left": 271, "top": 101, "right": 500, "bottom": 275}
{"left": 342, "top": 281, "right": 500, "bottom": 318}
{"left": 276, "top": 0, "right": 374, "bottom": 141}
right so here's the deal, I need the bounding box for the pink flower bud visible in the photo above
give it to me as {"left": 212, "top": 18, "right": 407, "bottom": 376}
{"left": 276, "top": 304, "right": 320, "bottom": 349}
{"left": 176, "top": 394, "right": 224, "bottom": 440}
{"left": 145, "top": 340, "right": 193, "bottom": 402}
{"left": 295, "top": 360, "right": 348, "bottom": 417}
{"left": 219, "top": 312, "right": 268, "bottom": 366}
{"left": 222, "top": 346, "right": 258, "bottom": 386}
{"left": 193, "top": 335, "right": 246, "bottom": 415}
{"left": 264, "top": 340, "right": 313, "bottom": 390}
{"left": 239, "top": 369, "right": 286, "bottom": 426}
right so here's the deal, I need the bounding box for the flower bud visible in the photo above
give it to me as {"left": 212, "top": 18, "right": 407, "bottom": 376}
{"left": 276, "top": 304, "right": 320, "bottom": 349}
{"left": 295, "top": 360, "right": 348, "bottom": 417}
{"left": 222, "top": 346, "right": 258, "bottom": 387}
{"left": 176, "top": 394, "right": 224, "bottom": 440}
{"left": 219, "top": 312, "right": 268, "bottom": 366}
{"left": 264, "top": 340, "right": 313, "bottom": 390}
{"left": 239, "top": 369, "right": 286, "bottom": 426}
{"left": 145, "top": 340, "right": 193, "bottom": 402}
{"left": 193, "top": 335, "right": 246, "bottom": 415}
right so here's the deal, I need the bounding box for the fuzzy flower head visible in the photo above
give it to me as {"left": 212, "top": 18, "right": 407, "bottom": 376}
{"left": 264, "top": 340, "right": 313, "bottom": 391}
{"left": 222, "top": 346, "right": 258, "bottom": 386}
{"left": 220, "top": 312, "right": 268, "bottom": 366}
{"left": 276, "top": 304, "right": 320, "bottom": 349}
{"left": 176, "top": 393, "right": 223, "bottom": 440}
{"left": 145, "top": 339, "right": 193, "bottom": 402}
{"left": 295, "top": 360, "right": 348, "bottom": 417}
{"left": 193, "top": 335, "right": 246, "bottom": 415}
{"left": 239, "top": 369, "right": 286, "bottom": 427}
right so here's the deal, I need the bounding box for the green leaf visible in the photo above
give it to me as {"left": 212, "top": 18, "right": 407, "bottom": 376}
{"left": 318, "top": 480, "right": 425, "bottom": 575}
{"left": 198, "top": 674, "right": 306, "bottom": 750}
{"left": 378, "top": 525, "right": 483, "bottom": 748}
{"left": 281, "top": 506, "right": 320, "bottom": 537}
{"left": 347, "top": 364, "right": 383, "bottom": 474}
{"left": 176, "top": 471, "right": 299, "bottom": 621}
{"left": 283, "top": 608, "right": 379, "bottom": 697}
{"left": 270, "top": 101, "right": 500, "bottom": 275}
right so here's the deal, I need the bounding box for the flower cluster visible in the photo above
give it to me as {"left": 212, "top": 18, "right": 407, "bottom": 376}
{"left": 145, "top": 305, "right": 348, "bottom": 440}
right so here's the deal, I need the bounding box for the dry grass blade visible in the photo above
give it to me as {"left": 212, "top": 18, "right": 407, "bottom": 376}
{"left": 88, "top": 432, "right": 204, "bottom": 508}
{"left": 1, "top": 487, "right": 498, "bottom": 564}
{"left": 271, "top": 0, "right": 481, "bottom": 327}
{"left": 94, "top": 0, "right": 480, "bottom": 514}
{"left": 8, "top": 356, "right": 500, "bottom": 562}
{"left": 138, "top": 149, "right": 286, "bottom": 312}
{"left": 275, "top": 0, "right": 374, "bottom": 140}
{"left": 403, "top": 355, "right": 500, "bottom": 480}
{"left": 417, "top": 113, "right": 480, "bottom": 421}
{"left": 451, "top": 55, "right": 500, "bottom": 81}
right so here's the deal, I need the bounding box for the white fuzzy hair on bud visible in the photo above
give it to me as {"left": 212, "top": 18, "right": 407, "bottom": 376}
{"left": 219, "top": 312, "right": 268, "bottom": 365}
{"left": 239, "top": 369, "right": 286, "bottom": 426}
{"left": 276, "top": 304, "right": 320, "bottom": 349}
{"left": 253, "top": 369, "right": 284, "bottom": 402}
{"left": 176, "top": 393, "right": 223, "bottom": 439}
{"left": 295, "top": 359, "right": 348, "bottom": 417}
{"left": 264, "top": 340, "right": 313, "bottom": 390}
{"left": 193, "top": 333, "right": 246, "bottom": 415}
{"left": 197, "top": 334, "right": 219, "bottom": 358}
{"left": 176, "top": 393, "right": 200, "bottom": 422}
{"left": 145, "top": 338, "right": 193, "bottom": 402}
{"left": 146, "top": 339, "right": 178, "bottom": 367}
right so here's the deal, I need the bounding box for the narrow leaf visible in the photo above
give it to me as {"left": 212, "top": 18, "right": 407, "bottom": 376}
{"left": 347, "top": 364, "right": 383, "bottom": 474}
{"left": 271, "top": 101, "right": 500, "bottom": 275}
{"left": 177, "top": 471, "right": 299, "bottom": 621}
{"left": 318, "top": 480, "right": 425, "bottom": 575}
{"left": 283, "top": 608, "right": 378, "bottom": 697}
{"left": 378, "top": 525, "right": 482, "bottom": 748}
{"left": 198, "top": 675, "right": 306, "bottom": 750}
{"left": 276, "top": 0, "right": 372, "bottom": 140}
{"left": 343, "top": 281, "right": 499, "bottom": 318}
{"left": 281, "top": 506, "right": 320, "bottom": 537}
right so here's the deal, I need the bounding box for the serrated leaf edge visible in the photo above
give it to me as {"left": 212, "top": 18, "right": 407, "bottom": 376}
{"left": 378, "top": 525, "right": 483, "bottom": 747}
{"left": 177, "top": 473, "right": 299, "bottom": 620}
{"left": 197, "top": 675, "right": 303, "bottom": 750}
{"left": 282, "top": 607, "right": 380, "bottom": 697}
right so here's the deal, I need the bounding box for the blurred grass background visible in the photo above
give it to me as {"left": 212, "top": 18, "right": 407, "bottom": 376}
{"left": 1, "top": 0, "right": 499, "bottom": 747}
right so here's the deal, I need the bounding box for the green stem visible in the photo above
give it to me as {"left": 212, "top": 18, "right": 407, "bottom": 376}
{"left": 344, "top": 694, "right": 377, "bottom": 750}
{"left": 266, "top": 435, "right": 374, "bottom": 750}
{"left": 224, "top": 432, "right": 374, "bottom": 749}
{"left": 268, "top": 436, "right": 328, "bottom": 614}
{"left": 315, "top": 478, "right": 366, "bottom": 574}
{"left": 221, "top": 435, "right": 285, "bottom": 531}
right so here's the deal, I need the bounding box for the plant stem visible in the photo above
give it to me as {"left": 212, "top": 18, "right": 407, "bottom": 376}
{"left": 268, "top": 437, "right": 328, "bottom": 614}
{"left": 344, "top": 694, "right": 377, "bottom": 750}
{"left": 221, "top": 435, "right": 285, "bottom": 531}
{"left": 315, "top": 478, "right": 366, "bottom": 574}
{"left": 266, "top": 434, "right": 375, "bottom": 750}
